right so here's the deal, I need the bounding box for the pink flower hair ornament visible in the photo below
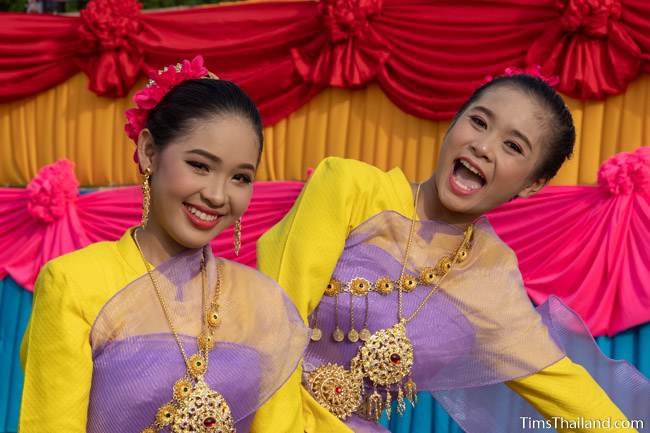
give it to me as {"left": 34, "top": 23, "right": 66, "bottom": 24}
{"left": 124, "top": 55, "right": 219, "bottom": 164}
{"left": 483, "top": 64, "right": 560, "bottom": 87}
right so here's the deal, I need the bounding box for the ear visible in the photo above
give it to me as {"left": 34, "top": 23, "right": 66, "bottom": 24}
{"left": 137, "top": 129, "right": 156, "bottom": 173}
{"left": 517, "top": 177, "right": 547, "bottom": 198}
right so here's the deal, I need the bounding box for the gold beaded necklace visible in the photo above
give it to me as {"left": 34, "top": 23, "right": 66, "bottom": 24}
{"left": 306, "top": 185, "right": 474, "bottom": 421}
{"left": 134, "top": 228, "right": 236, "bottom": 433}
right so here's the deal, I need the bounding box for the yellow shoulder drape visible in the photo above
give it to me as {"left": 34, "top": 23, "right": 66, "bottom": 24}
{"left": 1, "top": 74, "right": 648, "bottom": 186}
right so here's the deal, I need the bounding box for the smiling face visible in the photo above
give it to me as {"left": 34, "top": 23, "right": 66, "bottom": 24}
{"left": 138, "top": 114, "right": 260, "bottom": 252}
{"left": 433, "top": 85, "right": 549, "bottom": 219}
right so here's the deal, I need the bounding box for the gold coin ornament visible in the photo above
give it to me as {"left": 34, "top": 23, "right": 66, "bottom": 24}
{"left": 311, "top": 327, "right": 323, "bottom": 342}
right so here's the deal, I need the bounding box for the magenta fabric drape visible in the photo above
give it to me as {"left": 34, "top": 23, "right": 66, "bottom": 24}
{"left": 2, "top": 0, "right": 650, "bottom": 123}
{"left": 486, "top": 148, "right": 650, "bottom": 336}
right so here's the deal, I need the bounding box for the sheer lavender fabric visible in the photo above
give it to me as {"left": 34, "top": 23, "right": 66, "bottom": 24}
{"left": 303, "top": 211, "right": 649, "bottom": 432}
{"left": 87, "top": 246, "right": 308, "bottom": 433}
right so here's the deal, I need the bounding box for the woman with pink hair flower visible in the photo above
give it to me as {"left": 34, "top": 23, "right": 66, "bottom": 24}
{"left": 19, "top": 56, "right": 308, "bottom": 433}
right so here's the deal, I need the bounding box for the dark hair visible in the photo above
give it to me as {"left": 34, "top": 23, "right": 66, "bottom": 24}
{"left": 452, "top": 75, "right": 575, "bottom": 181}
{"left": 146, "top": 79, "right": 264, "bottom": 158}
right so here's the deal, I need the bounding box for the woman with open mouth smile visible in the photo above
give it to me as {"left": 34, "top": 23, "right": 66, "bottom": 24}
{"left": 19, "top": 56, "right": 308, "bottom": 433}
{"left": 257, "top": 74, "right": 648, "bottom": 432}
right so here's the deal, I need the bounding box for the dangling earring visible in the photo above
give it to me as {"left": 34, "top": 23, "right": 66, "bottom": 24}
{"left": 141, "top": 168, "right": 152, "bottom": 228}
{"left": 234, "top": 218, "right": 241, "bottom": 256}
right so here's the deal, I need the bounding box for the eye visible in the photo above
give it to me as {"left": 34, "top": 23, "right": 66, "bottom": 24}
{"left": 470, "top": 116, "right": 487, "bottom": 129}
{"left": 233, "top": 173, "right": 253, "bottom": 184}
{"left": 187, "top": 160, "right": 209, "bottom": 172}
{"left": 505, "top": 141, "right": 523, "bottom": 154}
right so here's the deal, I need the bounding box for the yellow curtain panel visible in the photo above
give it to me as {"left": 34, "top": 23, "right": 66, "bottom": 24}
{"left": 1, "top": 73, "right": 649, "bottom": 186}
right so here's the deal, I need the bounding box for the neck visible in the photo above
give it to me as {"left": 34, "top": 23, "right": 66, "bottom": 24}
{"left": 416, "top": 175, "right": 481, "bottom": 227}
{"left": 135, "top": 220, "right": 188, "bottom": 267}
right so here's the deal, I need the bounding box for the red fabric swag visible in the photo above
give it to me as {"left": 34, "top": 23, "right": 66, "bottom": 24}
{"left": 1, "top": 0, "right": 650, "bottom": 122}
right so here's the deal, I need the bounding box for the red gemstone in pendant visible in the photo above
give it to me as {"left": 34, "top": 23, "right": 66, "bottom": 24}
{"left": 335, "top": 386, "right": 343, "bottom": 394}
{"left": 390, "top": 353, "right": 401, "bottom": 364}
{"left": 204, "top": 417, "right": 217, "bottom": 428}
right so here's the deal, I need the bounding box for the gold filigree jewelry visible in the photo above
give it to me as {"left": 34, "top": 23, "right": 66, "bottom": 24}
{"left": 307, "top": 184, "right": 475, "bottom": 422}
{"left": 172, "top": 378, "right": 235, "bottom": 433}
{"left": 419, "top": 267, "right": 437, "bottom": 285}
{"left": 399, "top": 274, "right": 418, "bottom": 293}
{"left": 207, "top": 307, "right": 221, "bottom": 328}
{"left": 134, "top": 229, "right": 236, "bottom": 433}
{"left": 141, "top": 168, "right": 152, "bottom": 228}
{"left": 356, "top": 320, "right": 414, "bottom": 387}
{"left": 375, "top": 277, "right": 394, "bottom": 295}
{"left": 173, "top": 378, "right": 193, "bottom": 401}
{"left": 350, "top": 278, "right": 371, "bottom": 296}
{"left": 198, "top": 332, "right": 216, "bottom": 352}
{"left": 156, "top": 403, "right": 176, "bottom": 427}
{"left": 233, "top": 218, "right": 241, "bottom": 257}
{"left": 435, "top": 256, "right": 453, "bottom": 277}
{"left": 188, "top": 353, "right": 208, "bottom": 377}
{"left": 404, "top": 377, "right": 417, "bottom": 406}
{"left": 325, "top": 279, "right": 341, "bottom": 296}
{"left": 307, "top": 363, "right": 363, "bottom": 420}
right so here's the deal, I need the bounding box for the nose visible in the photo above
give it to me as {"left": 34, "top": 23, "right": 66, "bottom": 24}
{"left": 201, "top": 179, "right": 227, "bottom": 209}
{"left": 469, "top": 139, "right": 494, "bottom": 163}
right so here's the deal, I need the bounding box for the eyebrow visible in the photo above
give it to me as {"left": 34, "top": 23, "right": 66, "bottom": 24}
{"left": 472, "top": 105, "right": 532, "bottom": 152}
{"left": 186, "top": 149, "right": 256, "bottom": 171}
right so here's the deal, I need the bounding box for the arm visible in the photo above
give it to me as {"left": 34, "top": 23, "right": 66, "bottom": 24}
{"left": 251, "top": 158, "right": 364, "bottom": 433}
{"left": 507, "top": 357, "right": 639, "bottom": 433}
{"left": 19, "top": 261, "right": 92, "bottom": 433}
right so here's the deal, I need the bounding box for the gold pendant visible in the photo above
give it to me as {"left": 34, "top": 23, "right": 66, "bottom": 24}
{"left": 306, "top": 363, "right": 363, "bottom": 420}
{"left": 357, "top": 320, "right": 414, "bottom": 387}
{"left": 172, "top": 378, "right": 235, "bottom": 433}
{"left": 307, "top": 321, "right": 417, "bottom": 421}
{"left": 332, "top": 327, "right": 345, "bottom": 342}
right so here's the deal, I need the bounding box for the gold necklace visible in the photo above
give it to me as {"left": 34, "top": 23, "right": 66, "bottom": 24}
{"left": 307, "top": 185, "right": 474, "bottom": 421}
{"left": 134, "top": 229, "right": 236, "bottom": 433}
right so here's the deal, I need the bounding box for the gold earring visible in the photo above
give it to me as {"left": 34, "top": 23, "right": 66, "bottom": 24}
{"left": 234, "top": 218, "right": 241, "bottom": 256}
{"left": 141, "top": 168, "right": 152, "bottom": 228}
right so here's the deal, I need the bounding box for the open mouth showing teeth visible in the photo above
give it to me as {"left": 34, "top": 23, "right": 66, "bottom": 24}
{"left": 184, "top": 204, "right": 219, "bottom": 222}
{"left": 452, "top": 159, "right": 486, "bottom": 191}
